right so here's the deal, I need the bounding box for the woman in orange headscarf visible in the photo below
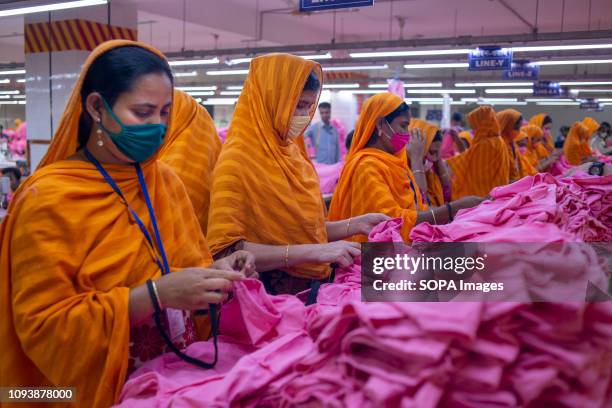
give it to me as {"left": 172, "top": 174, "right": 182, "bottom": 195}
{"left": 207, "top": 54, "right": 388, "bottom": 295}
{"left": 518, "top": 124, "right": 559, "bottom": 172}
{"left": 408, "top": 119, "right": 452, "bottom": 207}
{"left": 529, "top": 113, "right": 555, "bottom": 153}
{"left": 0, "top": 41, "right": 254, "bottom": 408}
{"left": 497, "top": 109, "right": 536, "bottom": 179}
{"left": 328, "top": 93, "right": 481, "bottom": 242}
{"left": 447, "top": 106, "right": 512, "bottom": 199}
{"left": 158, "top": 89, "right": 222, "bottom": 234}
{"left": 563, "top": 118, "right": 599, "bottom": 165}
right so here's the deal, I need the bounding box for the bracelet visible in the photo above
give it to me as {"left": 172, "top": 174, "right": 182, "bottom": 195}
{"left": 413, "top": 169, "right": 425, "bottom": 174}
{"left": 446, "top": 203, "right": 454, "bottom": 222}
{"left": 346, "top": 217, "right": 352, "bottom": 236}
{"left": 146, "top": 279, "right": 163, "bottom": 314}
{"left": 430, "top": 208, "right": 437, "bottom": 225}
{"left": 284, "top": 244, "right": 290, "bottom": 269}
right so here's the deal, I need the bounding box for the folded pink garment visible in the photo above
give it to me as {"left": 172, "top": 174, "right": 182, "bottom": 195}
{"left": 314, "top": 161, "right": 344, "bottom": 194}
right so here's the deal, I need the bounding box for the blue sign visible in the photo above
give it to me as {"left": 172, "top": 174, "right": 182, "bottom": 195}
{"left": 299, "top": 0, "right": 374, "bottom": 12}
{"left": 503, "top": 60, "right": 540, "bottom": 80}
{"left": 580, "top": 99, "right": 602, "bottom": 111}
{"left": 533, "top": 81, "right": 561, "bottom": 97}
{"left": 426, "top": 109, "right": 443, "bottom": 122}
{"left": 468, "top": 46, "right": 513, "bottom": 71}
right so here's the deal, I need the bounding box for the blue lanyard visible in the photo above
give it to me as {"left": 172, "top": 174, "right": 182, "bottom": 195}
{"left": 84, "top": 148, "right": 170, "bottom": 276}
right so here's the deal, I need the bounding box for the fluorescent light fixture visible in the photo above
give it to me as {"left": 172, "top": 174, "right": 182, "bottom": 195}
{"left": 323, "top": 64, "right": 388, "bottom": 71}
{"left": 461, "top": 98, "right": 479, "bottom": 102}
{"left": 351, "top": 49, "right": 469, "bottom": 58}
{"left": 455, "top": 82, "right": 533, "bottom": 87}
{"left": 535, "top": 59, "right": 612, "bottom": 66}
{"left": 220, "top": 91, "right": 242, "bottom": 96}
{"left": 525, "top": 98, "right": 575, "bottom": 102}
{"left": 339, "top": 90, "right": 384, "bottom": 94}
{"left": 226, "top": 85, "right": 243, "bottom": 90}
{"left": 195, "top": 98, "right": 203, "bottom": 103}
{"left": 405, "top": 98, "right": 445, "bottom": 103}
{"left": 173, "top": 71, "right": 198, "bottom": 77}
{"left": 177, "top": 86, "right": 217, "bottom": 91}
{"left": 558, "top": 81, "right": 612, "bottom": 86}
{"left": 596, "top": 98, "right": 612, "bottom": 102}
{"left": 301, "top": 53, "right": 332, "bottom": 60}
{"left": 187, "top": 91, "right": 216, "bottom": 96}
{"left": 450, "top": 101, "right": 466, "bottom": 105}
{"left": 0, "top": 0, "right": 106, "bottom": 17}
{"left": 369, "top": 82, "right": 443, "bottom": 88}
{"left": 0, "top": 90, "right": 19, "bottom": 95}
{"left": 485, "top": 88, "right": 533, "bottom": 94}
{"left": 0, "top": 69, "right": 25, "bottom": 75}
{"left": 570, "top": 88, "right": 612, "bottom": 93}
{"left": 201, "top": 98, "right": 238, "bottom": 105}
{"left": 12, "top": 95, "right": 25, "bottom": 99}
{"left": 226, "top": 57, "right": 252, "bottom": 65}
{"left": 15, "top": 79, "right": 25, "bottom": 83}
{"left": 406, "top": 89, "right": 476, "bottom": 94}
{"left": 513, "top": 43, "right": 612, "bottom": 52}
{"left": 535, "top": 101, "right": 580, "bottom": 106}
{"left": 404, "top": 62, "right": 468, "bottom": 69}
{"left": 485, "top": 101, "right": 528, "bottom": 105}
{"left": 0, "top": 100, "right": 23, "bottom": 104}
{"left": 206, "top": 69, "right": 249, "bottom": 76}
{"left": 169, "top": 58, "right": 220, "bottom": 67}
{"left": 479, "top": 98, "right": 519, "bottom": 102}
{"left": 323, "top": 83, "right": 360, "bottom": 89}
{"left": 0, "top": 79, "right": 8, "bottom": 84}
{"left": 0, "top": 95, "right": 9, "bottom": 99}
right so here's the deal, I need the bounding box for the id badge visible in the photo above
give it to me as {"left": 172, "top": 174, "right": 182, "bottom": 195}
{"left": 165, "top": 308, "right": 186, "bottom": 341}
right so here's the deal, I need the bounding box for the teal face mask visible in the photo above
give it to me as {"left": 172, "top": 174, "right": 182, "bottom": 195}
{"left": 99, "top": 98, "right": 167, "bottom": 163}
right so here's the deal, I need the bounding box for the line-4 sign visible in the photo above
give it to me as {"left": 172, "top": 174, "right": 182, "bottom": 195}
{"left": 533, "top": 81, "right": 561, "bottom": 97}
{"left": 503, "top": 60, "right": 539, "bottom": 80}
{"left": 299, "top": 0, "right": 374, "bottom": 12}
{"left": 468, "top": 46, "right": 513, "bottom": 71}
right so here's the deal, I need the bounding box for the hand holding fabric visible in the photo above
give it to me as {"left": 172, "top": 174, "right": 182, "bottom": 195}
{"left": 407, "top": 127, "right": 426, "bottom": 161}
{"left": 213, "top": 250, "right": 257, "bottom": 278}
{"left": 352, "top": 213, "right": 392, "bottom": 236}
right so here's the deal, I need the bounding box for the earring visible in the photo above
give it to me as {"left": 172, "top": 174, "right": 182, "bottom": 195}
{"left": 96, "top": 123, "right": 104, "bottom": 147}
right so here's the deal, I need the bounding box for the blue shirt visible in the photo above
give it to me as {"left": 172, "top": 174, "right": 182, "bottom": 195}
{"left": 305, "top": 122, "right": 340, "bottom": 164}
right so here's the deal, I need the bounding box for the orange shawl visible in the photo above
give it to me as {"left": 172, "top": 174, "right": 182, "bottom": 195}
{"left": 459, "top": 130, "right": 473, "bottom": 147}
{"left": 529, "top": 113, "right": 554, "bottom": 152}
{"left": 496, "top": 109, "right": 523, "bottom": 181}
{"left": 519, "top": 125, "right": 543, "bottom": 168}
{"left": 328, "top": 93, "right": 427, "bottom": 242}
{"left": 0, "top": 41, "right": 212, "bottom": 408}
{"left": 447, "top": 106, "right": 511, "bottom": 199}
{"left": 159, "top": 89, "right": 222, "bottom": 234}
{"left": 409, "top": 118, "right": 445, "bottom": 206}
{"left": 563, "top": 121, "right": 593, "bottom": 165}
{"left": 206, "top": 54, "right": 328, "bottom": 279}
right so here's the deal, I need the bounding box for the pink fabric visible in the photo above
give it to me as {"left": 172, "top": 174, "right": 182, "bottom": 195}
{"left": 118, "top": 214, "right": 612, "bottom": 407}
{"left": 314, "top": 161, "right": 344, "bottom": 194}
{"left": 7, "top": 123, "right": 26, "bottom": 160}
{"left": 330, "top": 118, "right": 348, "bottom": 159}
{"left": 217, "top": 127, "right": 228, "bottom": 144}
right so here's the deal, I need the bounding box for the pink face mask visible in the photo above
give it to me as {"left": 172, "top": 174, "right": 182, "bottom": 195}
{"left": 386, "top": 121, "right": 411, "bottom": 152}
{"left": 518, "top": 146, "right": 527, "bottom": 155}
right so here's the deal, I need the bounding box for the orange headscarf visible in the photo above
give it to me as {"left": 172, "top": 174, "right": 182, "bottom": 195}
{"left": 459, "top": 130, "right": 473, "bottom": 147}
{"left": 328, "top": 93, "right": 428, "bottom": 242}
{"left": 496, "top": 109, "right": 523, "bottom": 181}
{"left": 0, "top": 41, "right": 212, "bottom": 408}
{"left": 206, "top": 54, "right": 329, "bottom": 279}
{"left": 516, "top": 126, "right": 539, "bottom": 175}
{"left": 409, "top": 118, "right": 445, "bottom": 207}
{"left": 447, "top": 106, "right": 511, "bottom": 199}
{"left": 582, "top": 116, "right": 600, "bottom": 136}
{"left": 529, "top": 113, "right": 554, "bottom": 151}
{"left": 158, "top": 89, "right": 222, "bottom": 234}
{"left": 563, "top": 121, "right": 592, "bottom": 165}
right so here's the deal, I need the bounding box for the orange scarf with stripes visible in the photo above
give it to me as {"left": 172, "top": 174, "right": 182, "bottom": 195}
{"left": 563, "top": 120, "right": 594, "bottom": 165}
{"left": 529, "top": 113, "right": 554, "bottom": 152}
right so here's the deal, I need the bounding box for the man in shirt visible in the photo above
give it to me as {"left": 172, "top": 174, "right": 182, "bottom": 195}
{"left": 590, "top": 121, "right": 611, "bottom": 154}
{"left": 306, "top": 102, "right": 340, "bottom": 164}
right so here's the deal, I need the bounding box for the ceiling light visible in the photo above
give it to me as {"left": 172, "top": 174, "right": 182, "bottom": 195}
{"left": 0, "top": 101, "right": 23, "bottom": 104}
{"left": 226, "top": 85, "right": 243, "bottom": 90}
{"left": 455, "top": 82, "right": 533, "bottom": 87}
{"left": 369, "top": 82, "right": 443, "bottom": 88}
{"left": 0, "top": 69, "right": 25, "bottom": 75}
{"left": 0, "top": 90, "right": 19, "bottom": 95}
{"left": 479, "top": 98, "right": 519, "bottom": 102}
{"left": 206, "top": 69, "right": 249, "bottom": 76}
{"left": 323, "top": 64, "right": 388, "bottom": 71}
{"left": 405, "top": 98, "right": 446, "bottom": 103}
{"left": 177, "top": 86, "right": 217, "bottom": 91}
{"left": 0, "top": 79, "right": 9, "bottom": 84}
{"left": 301, "top": 53, "right": 332, "bottom": 60}
{"left": 323, "top": 83, "right": 360, "bottom": 89}
{"left": 0, "top": 0, "right": 106, "bottom": 17}
{"left": 201, "top": 98, "right": 238, "bottom": 105}
{"left": 484, "top": 101, "right": 528, "bottom": 105}
{"left": 15, "top": 79, "right": 25, "bottom": 83}
{"left": 351, "top": 49, "right": 469, "bottom": 58}
{"left": 404, "top": 63, "right": 469, "bottom": 69}
{"left": 524, "top": 98, "right": 575, "bottom": 102}
{"left": 535, "top": 59, "right": 612, "bottom": 66}
{"left": 406, "top": 89, "right": 476, "bottom": 94}
{"left": 12, "top": 95, "right": 25, "bottom": 99}
{"left": 174, "top": 71, "right": 198, "bottom": 77}
{"left": 570, "top": 88, "right": 612, "bottom": 93}
{"left": 485, "top": 88, "right": 533, "bottom": 94}
{"left": 558, "top": 81, "right": 612, "bottom": 86}
{"left": 512, "top": 44, "right": 612, "bottom": 52}
{"left": 339, "top": 90, "right": 384, "bottom": 94}
{"left": 187, "top": 91, "right": 215, "bottom": 96}
{"left": 219, "top": 91, "right": 242, "bottom": 96}
{"left": 169, "top": 58, "right": 220, "bottom": 66}
{"left": 226, "top": 57, "right": 252, "bottom": 66}
{"left": 535, "top": 101, "right": 580, "bottom": 105}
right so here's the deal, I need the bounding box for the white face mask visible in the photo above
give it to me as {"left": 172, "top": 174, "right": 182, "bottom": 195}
{"left": 287, "top": 115, "right": 311, "bottom": 139}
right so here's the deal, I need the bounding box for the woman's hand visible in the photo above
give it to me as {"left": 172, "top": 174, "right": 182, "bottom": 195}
{"left": 407, "top": 128, "right": 426, "bottom": 160}
{"left": 310, "top": 241, "right": 361, "bottom": 268}
{"left": 351, "top": 213, "right": 391, "bottom": 236}
{"left": 452, "top": 195, "right": 485, "bottom": 211}
{"left": 213, "top": 250, "right": 257, "bottom": 278}
{"left": 155, "top": 267, "right": 245, "bottom": 311}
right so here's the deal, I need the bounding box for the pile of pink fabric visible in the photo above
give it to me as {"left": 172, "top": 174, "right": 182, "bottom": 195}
{"left": 314, "top": 161, "right": 344, "bottom": 194}
{"left": 410, "top": 173, "right": 612, "bottom": 243}
{"left": 117, "top": 218, "right": 612, "bottom": 407}
{"left": 217, "top": 127, "right": 229, "bottom": 144}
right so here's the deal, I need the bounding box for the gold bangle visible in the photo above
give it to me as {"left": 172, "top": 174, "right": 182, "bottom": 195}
{"left": 284, "top": 244, "right": 289, "bottom": 269}
{"left": 430, "top": 208, "right": 437, "bottom": 225}
{"left": 346, "top": 217, "right": 352, "bottom": 236}
{"left": 413, "top": 169, "right": 425, "bottom": 174}
{"left": 151, "top": 280, "right": 163, "bottom": 310}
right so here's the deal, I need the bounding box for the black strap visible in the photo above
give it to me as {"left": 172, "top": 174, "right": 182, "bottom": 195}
{"left": 306, "top": 265, "right": 336, "bottom": 306}
{"left": 446, "top": 203, "right": 454, "bottom": 222}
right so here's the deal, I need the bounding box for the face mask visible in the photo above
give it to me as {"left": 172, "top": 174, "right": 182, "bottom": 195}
{"left": 518, "top": 146, "right": 527, "bottom": 155}
{"left": 424, "top": 158, "right": 434, "bottom": 172}
{"left": 287, "top": 115, "right": 311, "bottom": 139}
{"left": 385, "top": 121, "right": 411, "bottom": 153}
{"left": 99, "top": 98, "right": 167, "bottom": 163}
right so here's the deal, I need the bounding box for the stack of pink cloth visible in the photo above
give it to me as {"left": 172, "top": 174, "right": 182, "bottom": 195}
{"left": 314, "top": 161, "right": 344, "bottom": 194}
{"left": 410, "top": 173, "right": 612, "bottom": 243}
{"left": 117, "top": 219, "right": 612, "bottom": 407}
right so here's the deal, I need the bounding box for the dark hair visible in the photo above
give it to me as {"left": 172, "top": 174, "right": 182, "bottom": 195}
{"left": 433, "top": 131, "right": 442, "bottom": 142}
{"left": 2, "top": 167, "right": 21, "bottom": 180}
{"left": 318, "top": 102, "right": 331, "bottom": 110}
{"left": 346, "top": 130, "right": 354, "bottom": 150}
{"left": 367, "top": 102, "right": 410, "bottom": 146}
{"left": 303, "top": 71, "right": 321, "bottom": 91}
{"left": 77, "top": 46, "right": 173, "bottom": 148}
{"left": 600, "top": 121, "right": 611, "bottom": 129}
{"left": 451, "top": 112, "right": 463, "bottom": 123}
{"left": 560, "top": 125, "right": 570, "bottom": 132}
{"left": 542, "top": 115, "right": 553, "bottom": 126}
